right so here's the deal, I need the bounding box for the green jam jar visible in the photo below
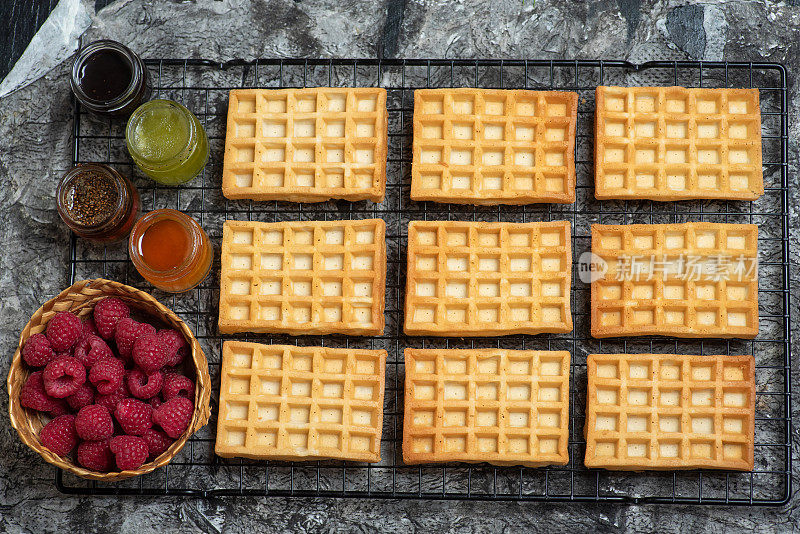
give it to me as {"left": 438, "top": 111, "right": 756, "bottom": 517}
{"left": 125, "top": 99, "right": 209, "bottom": 185}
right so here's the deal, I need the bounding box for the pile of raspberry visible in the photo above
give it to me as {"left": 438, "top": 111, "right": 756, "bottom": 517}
{"left": 19, "top": 297, "right": 196, "bottom": 472}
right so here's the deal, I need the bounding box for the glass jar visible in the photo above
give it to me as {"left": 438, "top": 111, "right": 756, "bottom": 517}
{"left": 70, "top": 40, "right": 151, "bottom": 117}
{"left": 125, "top": 100, "right": 209, "bottom": 186}
{"left": 56, "top": 164, "right": 140, "bottom": 242}
{"left": 129, "top": 209, "right": 213, "bottom": 293}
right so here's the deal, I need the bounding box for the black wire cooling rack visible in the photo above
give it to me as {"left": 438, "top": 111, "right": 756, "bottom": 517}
{"left": 60, "top": 59, "right": 791, "bottom": 505}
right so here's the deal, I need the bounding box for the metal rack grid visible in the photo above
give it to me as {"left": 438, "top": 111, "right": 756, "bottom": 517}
{"left": 59, "top": 59, "right": 791, "bottom": 505}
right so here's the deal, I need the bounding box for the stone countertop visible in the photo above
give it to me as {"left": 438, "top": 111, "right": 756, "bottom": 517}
{"left": 1, "top": 0, "right": 799, "bottom": 531}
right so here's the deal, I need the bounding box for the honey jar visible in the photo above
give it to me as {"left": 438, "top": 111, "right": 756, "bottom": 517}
{"left": 129, "top": 209, "right": 212, "bottom": 293}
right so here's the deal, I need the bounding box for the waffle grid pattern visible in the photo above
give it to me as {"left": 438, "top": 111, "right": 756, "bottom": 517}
{"left": 584, "top": 353, "right": 755, "bottom": 471}
{"left": 222, "top": 88, "right": 388, "bottom": 202}
{"left": 64, "top": 58, "right": 791, "bottom": 504}
{"left": 594, "top": 86, "right": 764, "bottom": 201}
{"left": 411, "top": 89, "right": 577, "bottom": 204}
{"left": 219, "top": 219, "right": 386, "bottom": 335}
{"left": 591, "top": 222, "right": 759, "bottom": 338}
{"left": 216, "top": 342, "right": 386, "bottom": 462}
{"left": 404, "top": 349, "right": 570, "bottom": 467}
{"left": 404, "top": 220, "right": 572, "bottom": 336}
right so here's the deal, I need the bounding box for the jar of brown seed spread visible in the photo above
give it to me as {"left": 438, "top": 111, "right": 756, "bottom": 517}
{"left": 56, "top": 163, "right": 140, "bottom": 242}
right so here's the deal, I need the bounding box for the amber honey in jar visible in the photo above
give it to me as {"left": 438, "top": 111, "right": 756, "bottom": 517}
{"left": 129, "top": 209, "right": 213, "bottom": 293}
{"left": 56, "top": 163, "right": 140, "bottom": 242}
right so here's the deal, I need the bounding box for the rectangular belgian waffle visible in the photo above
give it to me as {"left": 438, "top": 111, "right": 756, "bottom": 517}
{"left": 218, "top": 219, "right": 386, "bottom": 335}
{"left": 403, "top": 349, "right": 570, "bottom": 467}
{"left": 216, "top": 342, "right": 386, "bottom": 462}
{"left": 411, "top": 89, "right": 578, "bottom": 204}
{"left": 591, "top": 222, "right": 758, "bottom": 338}
{"left": 584, "top": 353, "right": 755, "bottom": 471}
{"left": 222, "top": 88, "right": 388, "bottom": 202}
{"left": 595, "top": 86, "right": 763, "bottom": 201}
{"left": 404, "top": 220, "right": 572, "bottom": 336}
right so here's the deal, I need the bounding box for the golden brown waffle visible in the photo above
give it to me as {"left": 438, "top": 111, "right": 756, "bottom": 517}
{"left": 222, "top": 88, "right": 388, "bottom": 203}
{"left": 591, "top": 222, "right": 758, "bottom": 338}
{"left": 219, "top": 219, "right": 386, "bottom": 335}
{"left": 584, "top": 353, "right": 755, "bottom": 471}
{"left": 595, "top": 86, "right": 763, "bottom": 201}
{"left": 403, "top": 348, "right": 570, "bottom": 467}
{"left": 216, "top": 342, "right": 386, "bottom": 462}
{"left": 411, "top": 89, "right": 578, "bottom": 204}
{"left": 404, "top": 220, "right": 572, "bottom": 336}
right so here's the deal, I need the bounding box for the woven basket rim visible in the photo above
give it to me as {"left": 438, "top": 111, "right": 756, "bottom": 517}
{"left": 7, "top": 278, "right": 211, "bottom": 481}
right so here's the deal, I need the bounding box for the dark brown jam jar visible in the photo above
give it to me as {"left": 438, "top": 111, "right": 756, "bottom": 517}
{"left": 70, "top": 40, "right": 151, "bottom": 117}
{"left": 56, "top": 164, "right": 141, "bottom": 242}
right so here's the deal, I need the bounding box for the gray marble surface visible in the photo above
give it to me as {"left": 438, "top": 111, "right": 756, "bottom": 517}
{"left": 1, "top": 0, "right": 799, "bottom": 531}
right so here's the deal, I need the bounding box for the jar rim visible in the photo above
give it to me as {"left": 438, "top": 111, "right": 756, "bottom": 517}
{"left": 129, "top": 209, "right": 203, "bottom": 278}
{"left": 125, "top": 100, "right": 197, "bottom": 169}
{"left": 70, "top": 40, "right": 142, "bottom": 109}
{"left": 56, "top": 164, "right": 129, "bottom": 231}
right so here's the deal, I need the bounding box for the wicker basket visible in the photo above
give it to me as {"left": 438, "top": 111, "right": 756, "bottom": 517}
{"left": 7, "top": 278, "right": 212, "bottom": 481}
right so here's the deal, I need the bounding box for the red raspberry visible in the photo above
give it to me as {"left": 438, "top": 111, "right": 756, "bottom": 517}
{"left": 126, "top": 368, "right": 163, "bottom": 399}
{"left": 114, "top": 398, "right": 153, "bottom": 436}
{"left": 152, "top": 397, "right": 193, "bottom": 438}
{"left": 74, "top": 334, "right": 114, "bottom": 369}
{"left": 109, "top": 435, "right": 149, "bottom": 471}
{"left": 162, "top": 366, "right": 183, "bottom": 376}
{"left": 148, "top": 397, "right": 163, "bottom": 409}
{"left": 93, "top": 298, "right": 130, "bottom": 340}
{"left": 66, "top": 383, "right": 95, "bottom": 411}
{"left": 115, "top": 319, "right": 156, "bottom": 361}
{"left": 89, "top": 357, "right": 124, "bottom": 395}
{"left": 39, "top": 414, "right": 78, "bottom": 456}
{"left": 162, "top": 373, "right": 195, "bottom": 401}
{"left": 42, "top": 356, "right": 86, "bottom": 398}
{"left": 142, "top": 428, "right": 173, "bottom": 458}
{"left": 77, "top": 439, "right": 112, "bottom": 472}
{"left": 95, "top": 381, "right": 130, "bottom": 412}
{"left": 81, "top": 318, "right": 99, "bottom": 337}
{"left": 48, "top": 399, "right": 70, "bottom": 416}
{"left": 132, "top": 333, "right": 167, "bottom": 374}
{"left": 74, "top": 404, "right": 114, "bottom": 441}
{"left": 20, "top": 372, "right": 62, "bottom": 412}
{"left": 158, "top": 329, "right": 189, "bottom": 367}
{"left": 45, "top": 312, "right": 82, "bottom": 352}
{"left": 22, "top": 333, "right": 56, "bottom": 367}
